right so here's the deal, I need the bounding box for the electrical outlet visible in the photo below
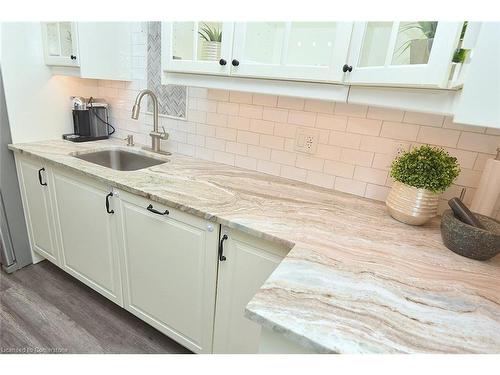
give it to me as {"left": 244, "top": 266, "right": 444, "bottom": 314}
{"left": 294, "top": 128, "right": 319, "bottom": 154}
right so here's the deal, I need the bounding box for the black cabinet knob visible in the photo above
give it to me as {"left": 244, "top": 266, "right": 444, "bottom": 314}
{"left": 342, "top": 64, "right": 353, "bottom": 73}
{"left": 219, "top": 58, "right": 227, "bottom": 66}
{"left": 70, "top": 55, "right": 77, "bottom": 60}
{"left": 231, "top": 59, "right": 240, "bottom": 67}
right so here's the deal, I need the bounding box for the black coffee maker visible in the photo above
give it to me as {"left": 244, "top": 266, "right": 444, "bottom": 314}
{"left": 63, "top": 97, "right": 114, "bottom": 142}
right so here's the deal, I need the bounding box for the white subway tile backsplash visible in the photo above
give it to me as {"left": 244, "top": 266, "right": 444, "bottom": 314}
{"left": 367, "top": 106, "right": 404, "bottom": 122}
{"left": 257, "top": 159, "right": 281, "bottom": 175}
{"left": 304, "top": 99, "right": 334, "bottom": 114}
{"left": 346, "top": 117, "right": 382, "bottom": 136}
{"left": 188, "top": 87, "right": 208, "bottom": 99}
{"left": 323, "top": 160, "right": 355, "bottom": 178}
{"left": 227, "top": 116, "right": 250, "bottom": 130}
{"left": 260, "top": 134, "right": 285, "bottom": 150}
{"left": 248, "top": 145, "right": 272, "bottom": 160}
{"left": 417, "top": 126, "right": 461, "bottom": 148}
{"left": 443, "top": 116, "right": 486, "bottom": 133}
{"left": 281, "top": 165, "right": 307, "bottom": 182}
{"left": 95, "top": 36, "right": 499, "bottom": 206}
{"left": 353, "top": 166, "right": 388, "bottom": 185}
{"left": 457, "top": 132, "right": 500, "bottom": 154}
{"left": 296, "top": 155, "right": 325, "bottom": 172}
{"left": 206, "top": 112, "right": 228, "bottom": 127}
{"left": 340, "top": 149, "right": 374, "bottom": 167}
{"left": 365, "top": 184, "right": 391, "bottom": 201}
{"left": 253, "top": 93, "right": 278, "bottom": 107}
{"left": 277, "top": 96, "right": 305, "bottom": 110}
{"left": 215, "top": 127, "right": 237, "bottom": 141}
{"left": 235, "top": 155, "right": 258, "bottom": 170}
{"left": 249, "top": 119, "right": 275, "bottom": 135}
{"left": 263, "top": 107, "right": 288, "bottom": 123}
{"left": 306, "top": 171, "right": 335, "bottom": 189}
{"left": 226, "top": 141, "right": 248, "bottom": 156}
{"left": 329, "top": 131, "right": 362, "bottom": 149}
{"left": 213, "top": 151, "right": 235, "bottom": 166}
{"left": 404, "top": 111, "right": 444, "bottom": 127}
{"left": 274, "top": 122, "right": 298, "bottom": 138}
{"left": 315, "top": 144, "right": 342, "bottom": 161}
{"left": 208, "top": 89, "right": 229, "bottom": 101}
{"left": 205, "top": 137, "right": 226, "bottom": 151}
{"left": 455, "top": 168, "right": 483, "bottom": 188}
{"left": 237, "top": 130, "right": 260, "bottom": 146}
{"left": 271, "top": 150, "right": 297, "bottom": 166}
{"left": 335, "top": 177, "right": 367, "bottom": 196}
{"left": 288, "top": 110, "right": 317, "bottom": 127}
{"left": 229, "top": 91, "right": 253, "bottom": 104}
{"left": 380, "top": 121, "right": 419, "bottom": 141}
{"left": 217, "top": 101, "right": 239, "bottom": 115}
{"left": 239, "top": 104, "right": 263, "bottom": 119}
{"left": 444, "top": 148, "right": 478, "bottom": 170}
{"left": 334, "top": 103, "right": 368, "bottom": 118}
{"left": 315, "top": 114, "right": 347, "bottom": 131}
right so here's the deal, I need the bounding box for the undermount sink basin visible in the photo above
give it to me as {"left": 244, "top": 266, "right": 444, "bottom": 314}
{"left": 73, "top": 149, "right": 167, "bottom": 171}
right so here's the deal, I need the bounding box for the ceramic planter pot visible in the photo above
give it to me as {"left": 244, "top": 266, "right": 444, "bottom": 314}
{"left": 386, "top": 181, "right": 440, "bottom": 225}
{"left": 201, "top": 41, "right": 221, "bottom": 61}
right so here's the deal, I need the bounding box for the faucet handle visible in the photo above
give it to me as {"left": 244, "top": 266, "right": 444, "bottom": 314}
{"left": 160, "top": 126, "right": 169, "bottom": 140}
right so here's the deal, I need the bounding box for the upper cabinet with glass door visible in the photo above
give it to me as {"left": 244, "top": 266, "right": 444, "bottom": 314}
{"left": 231, "top": 22, "right": 353, "bottom": 82}
{"left": 41, "top": 22, "right": 79, "bottom": 67}
{"left": 345, "top": 22, "right": 463, "bottom": 87}
{"left": 162, "top": 22, "right": 234, "bottom": 75}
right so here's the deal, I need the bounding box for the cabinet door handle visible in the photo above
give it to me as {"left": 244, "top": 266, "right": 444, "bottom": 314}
{"left": 38, "top": 168, "right": 47, "bottom": 186}
{"left": 70, "top": 55, "right": 77, "bottom": 60}
{"left": 219, "top": 58, "right": 227, "bottom": 66}
{"left": 147, "top": 204, "right": 169, "bottom": 216}
{"left": 218, "top": 234, "right": 228, "bottom": 262}
{"left": 342, "top": 64, "right": 353, "bottom": 73}
{"left": 105, "top": 192, "right": 114, "bottom": 214}
{"left": 231, "top": 59, "right": 240, "bottom": 67}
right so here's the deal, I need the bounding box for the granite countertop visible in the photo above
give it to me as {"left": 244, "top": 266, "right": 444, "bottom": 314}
{"left": 9, "top": 139, "right": 500, "bottom": 353}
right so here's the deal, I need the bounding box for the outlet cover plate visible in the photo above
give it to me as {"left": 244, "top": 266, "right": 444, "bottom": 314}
{"left": 294, "top": 128, "right": 319, "bottom": 154}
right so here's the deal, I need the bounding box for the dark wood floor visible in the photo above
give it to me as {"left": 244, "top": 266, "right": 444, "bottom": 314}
{"left": 0, "top": 260, "right": 192, "bottom": 354}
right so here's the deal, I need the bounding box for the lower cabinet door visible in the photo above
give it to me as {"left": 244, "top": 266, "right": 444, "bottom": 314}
{"left": 15, "top": 156, "right": 58, "bottom": 264}
{"left": 116, "top": 190, "right": 218, "bottom": 354}
{"left": 52, "top": 170, "right": 123, "bottom": 305}
{"left": 213, "top": 227, "right": 290, "bottom": 353}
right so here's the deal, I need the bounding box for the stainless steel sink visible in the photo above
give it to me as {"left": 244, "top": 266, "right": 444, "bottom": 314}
{"left": 73, "top": 149, "right": 167, "bottom": 171}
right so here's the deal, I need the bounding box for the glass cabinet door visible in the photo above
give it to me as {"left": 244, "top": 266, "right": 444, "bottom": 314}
{"left": 41, "top": 22, "right": 79, "bottom": 67}
{"left": 162, "top": 22, "right": 234, "bottom": 75}
{"left": 231, "top": 22, "right": 353, "bottom": 82}
{"left": 346, "top": 22, "right": 463, "bottom": 87}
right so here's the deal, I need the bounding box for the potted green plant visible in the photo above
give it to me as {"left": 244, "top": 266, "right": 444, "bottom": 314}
{"left": 386, "top": 145, "right": 461, "bottom": 225}
{"left": 198, "top": 23, "right": 222, "bottom": 61}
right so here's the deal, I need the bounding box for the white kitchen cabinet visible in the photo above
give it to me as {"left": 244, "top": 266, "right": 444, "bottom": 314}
{"left": 41, "top": 22, "right": 79, "bottom": 67}
{"left": 51, "top": 169, "right": 123, "bottom": 305}
{"left": 116, "top": 190, "right": 219, "bottom": 353}
{"left": 41, "top": 22, "right": 132, "bottom": 81}
{"left": 454, "top": 22, "right": 500, "bottom": 128}
{"left": 162, "top": 22, "right": 234, "bottom": 75}
{"left": 15, "top": 155, "right": 59, "bottom": 264}
{"left": 345, "top": 22, "right": 463, "bottom": 87}
{"left": 213, "top": 227, "right": 290, "bottom": 353}
{"left": 231, "top": 22, "right": 353, "bottom": 82}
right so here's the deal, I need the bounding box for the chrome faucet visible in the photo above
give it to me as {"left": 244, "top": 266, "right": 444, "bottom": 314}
{"left": 131, "top": 89, "right": 170, "bottom": 155}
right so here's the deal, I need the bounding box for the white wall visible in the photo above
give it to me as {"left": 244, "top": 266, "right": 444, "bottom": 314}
{"left": 0, "top": 22, "right": 98, "bottom": 143}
